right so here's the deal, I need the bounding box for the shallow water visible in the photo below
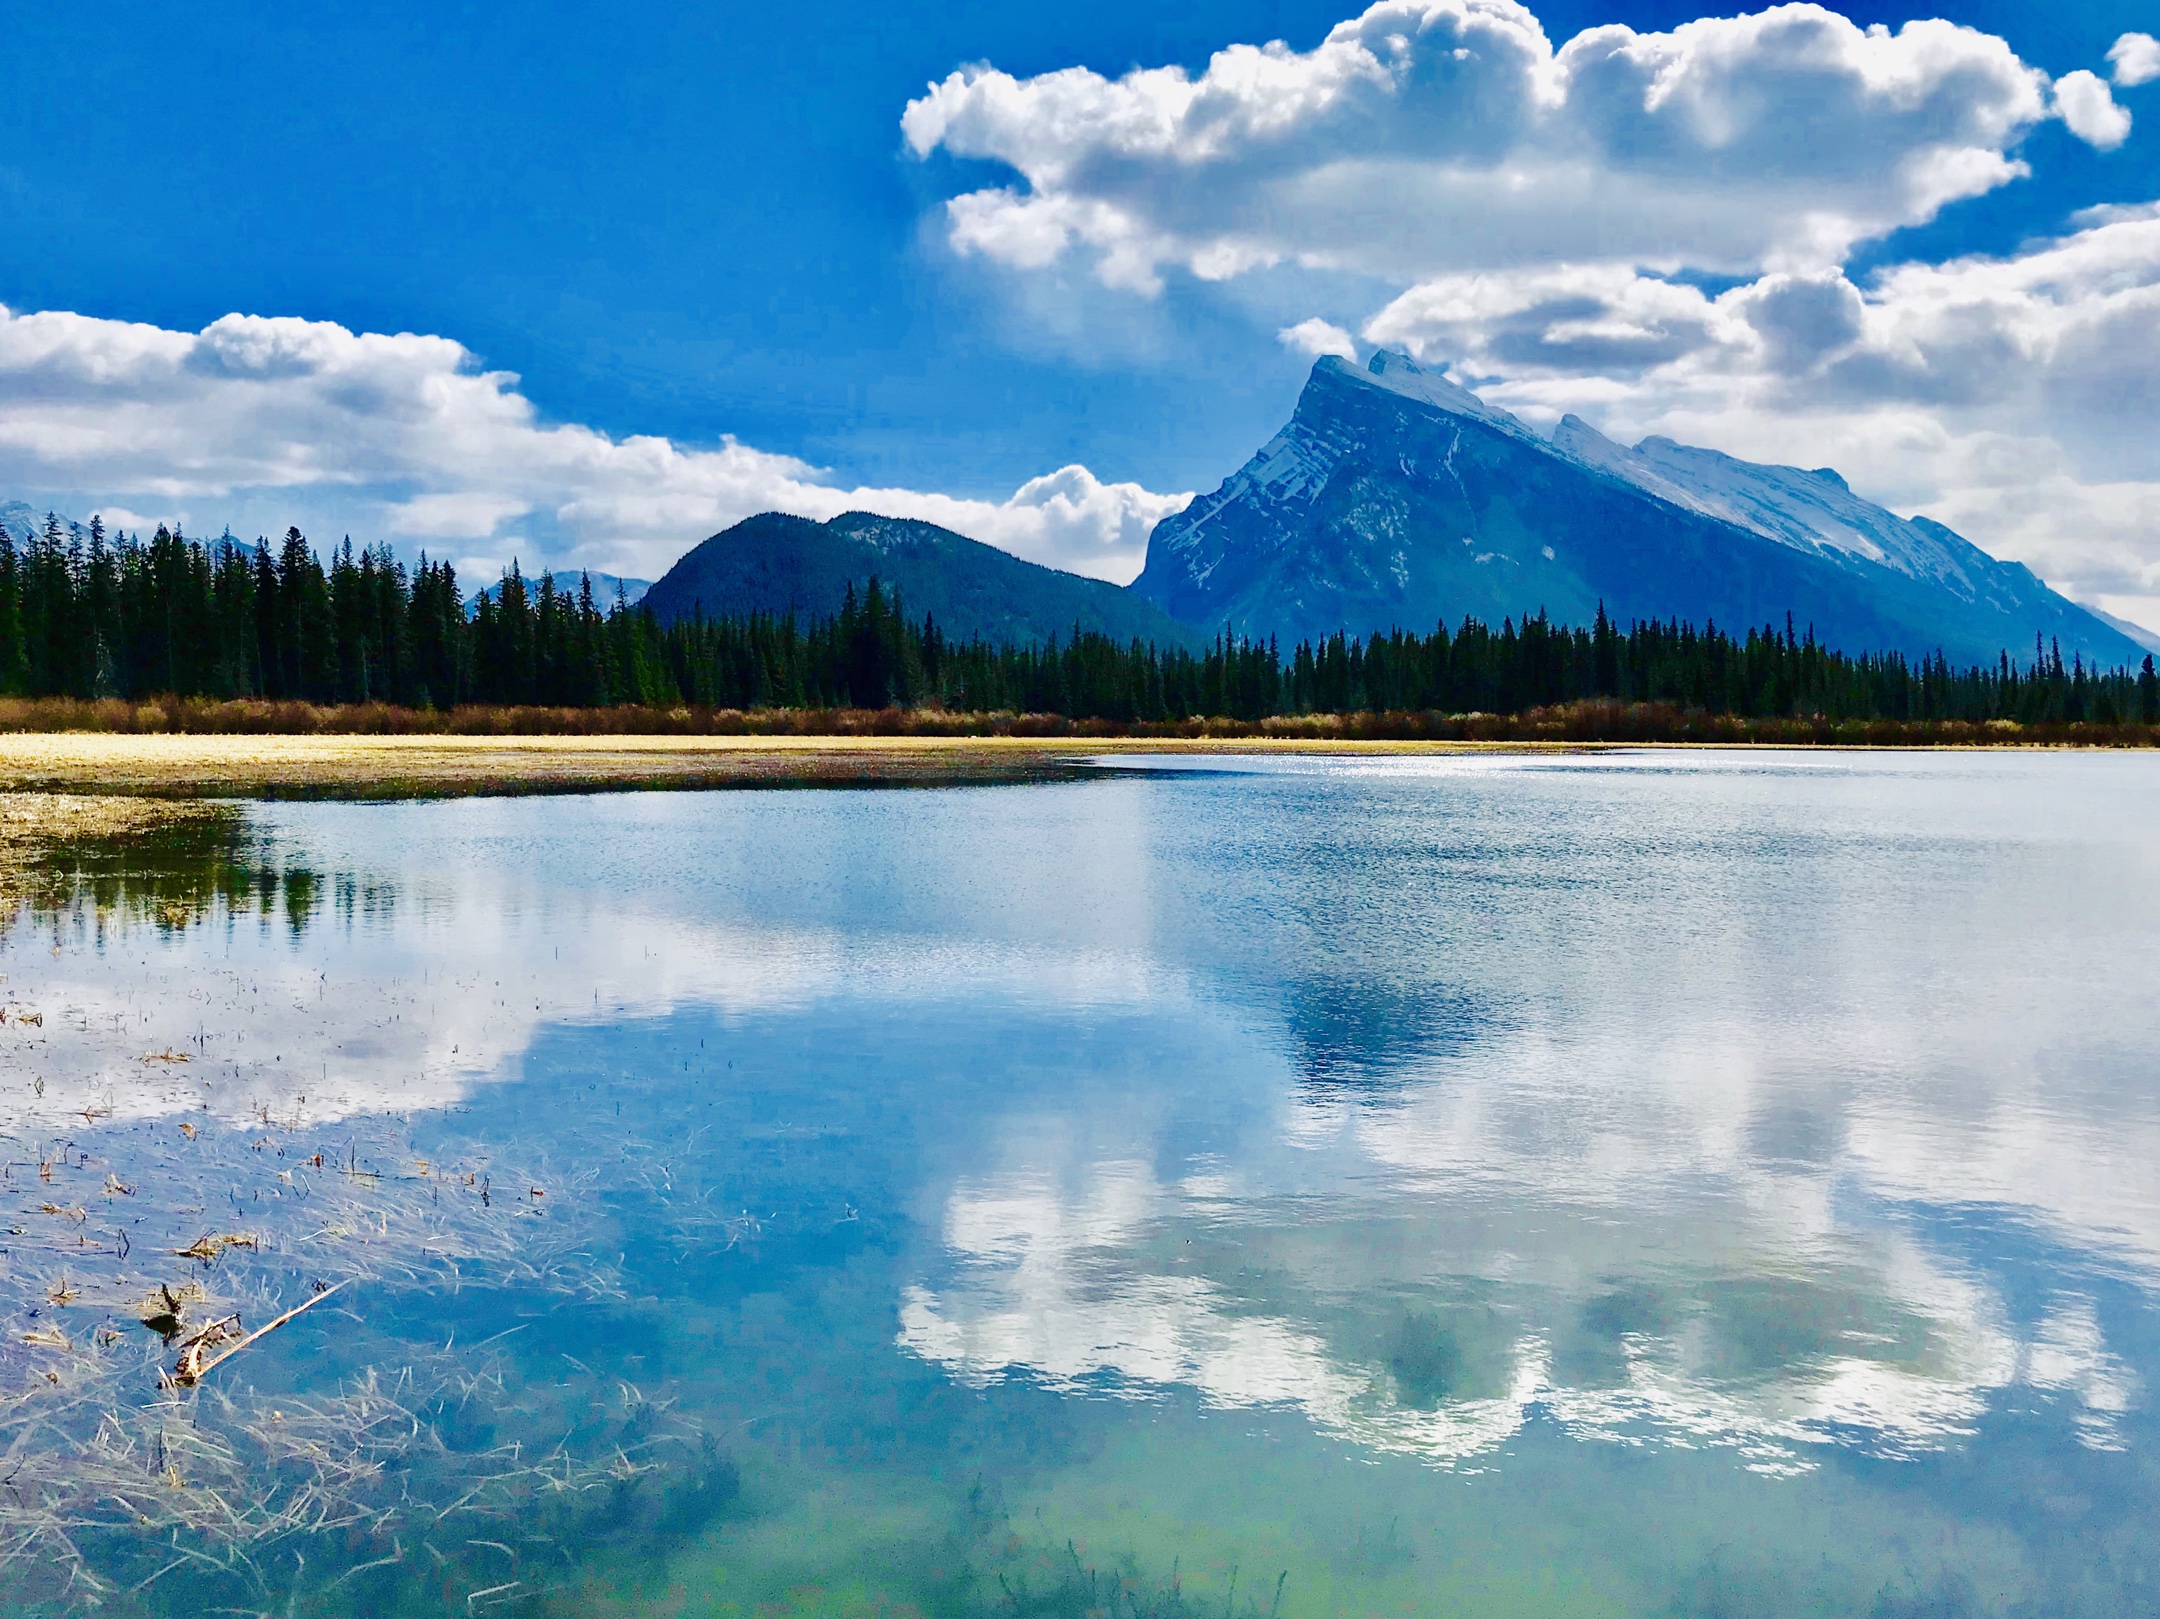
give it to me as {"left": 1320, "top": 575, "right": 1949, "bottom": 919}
{"left": 4, "top": 750, "right": 2160, "bottom": 1616}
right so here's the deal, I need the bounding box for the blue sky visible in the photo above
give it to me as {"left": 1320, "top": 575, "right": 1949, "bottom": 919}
{"left": 1, "top": 1, "right": 2157, "bottom": 618}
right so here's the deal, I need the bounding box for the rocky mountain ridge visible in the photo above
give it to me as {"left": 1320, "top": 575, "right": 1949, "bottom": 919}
{"left": 1133, "top": 353, "right": 2142, "bottom": 668}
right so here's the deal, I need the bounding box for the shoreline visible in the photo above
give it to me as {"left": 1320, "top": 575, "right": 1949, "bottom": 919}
{"left": 0, "top": 732, "right": 1570, "bottom": 801}
{"left": 0, "top": 727, "right": 2147, "bottom": 801}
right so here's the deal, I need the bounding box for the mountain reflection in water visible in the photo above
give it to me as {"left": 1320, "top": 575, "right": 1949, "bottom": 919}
{"left": 0, "top": 753, "right": 2156, "bottom": 1615}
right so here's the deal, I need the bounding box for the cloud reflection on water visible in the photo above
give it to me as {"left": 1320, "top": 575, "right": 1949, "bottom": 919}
{"left": 894, "top": 753, "right": 2160, "bottom": 1473}
{"left": 4, "top": 754, "right": 2156, "bottom": 1489}
{"left": 0, "top": 839, "right": 1163, "bottom": 1132}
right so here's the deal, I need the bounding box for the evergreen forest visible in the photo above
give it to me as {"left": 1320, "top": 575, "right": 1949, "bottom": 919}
{"left": 3, "top": 515, "right": 2156, "bottom": 726}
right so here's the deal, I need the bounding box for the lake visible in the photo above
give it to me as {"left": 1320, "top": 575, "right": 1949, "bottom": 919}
{"left": 3, "top": 749, "right": 2158, "bottom": 1616}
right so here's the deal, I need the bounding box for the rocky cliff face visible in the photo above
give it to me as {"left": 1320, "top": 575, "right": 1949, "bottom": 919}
{"left": 1133, "top": 353, "right": 2142, "bottom": 666}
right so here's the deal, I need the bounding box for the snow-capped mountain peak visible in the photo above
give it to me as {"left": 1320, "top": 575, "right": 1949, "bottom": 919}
{"left": 1341, "top": 352, "right": 1542, "bottom": 447}
{"left": 1130, "top": 354, "right": 2142, "bottom": 666}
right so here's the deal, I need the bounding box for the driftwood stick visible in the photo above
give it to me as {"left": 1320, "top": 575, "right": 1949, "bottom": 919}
{"left": 174, "top": 1282, "right": 352, "bottom": 1388}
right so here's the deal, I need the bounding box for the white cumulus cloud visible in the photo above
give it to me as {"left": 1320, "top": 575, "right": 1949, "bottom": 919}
{"left": 0, "top": 307, "right": 1188, "bottom": 585}
{"left": 1363, "top": 264, "right": 1731, "bottom": 376}
{"left": 2109, "top": 32, "right": 2160, "bottom": 88}
{"left": 1277, "top": 318, "right": 1359, "bottom": 360}
{"left": 905, "top": 1, "right": 2059, "bottom": 290}
{"left": 2053, "top": 70, "right": 2132, "bottom": 151}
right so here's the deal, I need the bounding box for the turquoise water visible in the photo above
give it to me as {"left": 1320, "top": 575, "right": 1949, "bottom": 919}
{"left": 5, "top": 750, "right": 2160, "bottom": 1615}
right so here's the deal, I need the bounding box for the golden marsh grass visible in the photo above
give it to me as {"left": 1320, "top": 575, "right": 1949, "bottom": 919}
{"left": 0, "top": 730, "right": 1542, "bottom": 801}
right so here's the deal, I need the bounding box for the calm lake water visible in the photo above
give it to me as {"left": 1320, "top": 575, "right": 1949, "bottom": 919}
{"left": 5, "top": 750, "right": 2160, "bottom": 1616}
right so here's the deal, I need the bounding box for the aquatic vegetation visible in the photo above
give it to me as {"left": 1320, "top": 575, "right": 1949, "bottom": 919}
{"left": 0, "top": 810, "right": 755, "bottom": 1610}
{"left": 0, "top": 1083, "right": 726, "bottom": 1611}
{"left": 0, "top": 795, "right": 247, "bottom": 920}
{"left": 1384, "top": 1308, "right": 1462, "bottom": 1409}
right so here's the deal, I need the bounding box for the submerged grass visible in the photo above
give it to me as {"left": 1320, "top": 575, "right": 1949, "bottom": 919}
{"left": 541, "top": 1463, "right": 1294, "bottom": 1619}
{"left": 0, "top": 807, "right": 742, "bottom": 1613}
{"left": 0, "top": 1089, "right": 718, "bottom": 1613}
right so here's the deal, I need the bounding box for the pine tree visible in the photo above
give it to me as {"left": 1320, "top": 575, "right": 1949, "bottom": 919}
{"left": 273, "top": 528, "right": 338, "bottom": 701}
{"left": 0, "top": 525, "right": 24, "bottom": 694}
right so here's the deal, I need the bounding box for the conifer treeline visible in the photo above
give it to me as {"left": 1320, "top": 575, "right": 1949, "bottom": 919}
{"left": 2, "top": 516, "right": 2156, "bottom": 724}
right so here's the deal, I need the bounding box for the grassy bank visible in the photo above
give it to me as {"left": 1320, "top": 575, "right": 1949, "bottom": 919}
{"left": 0, "top": 698, "right": 2153, "bottom": 800}
{"left": 0, "top": 732, "right": 1128, "bottom": 799}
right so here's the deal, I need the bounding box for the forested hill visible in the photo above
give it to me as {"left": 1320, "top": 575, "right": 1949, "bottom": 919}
{"left": 0, "top": 515, "right": 2153, "bottom": 726}
{"left": 642, "top": 510, "right": 1200, "bottom": 650}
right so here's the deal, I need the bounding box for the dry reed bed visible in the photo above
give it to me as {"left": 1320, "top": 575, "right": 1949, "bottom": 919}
{"left": 2, "top": 692, "right": 2156, "bottom": 751}
{"left": 0, "top": 704, "right": 2151, "bottom": 805}
{"left": 0, "top": 730, "right": 1127, "bottom": 800}
{"left": 17, "top": 717, "right": 2138, "bottom": 810}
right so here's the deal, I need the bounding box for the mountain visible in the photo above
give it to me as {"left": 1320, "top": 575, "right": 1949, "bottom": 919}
{"left": 2087, "top": 605, "right": 2160, "bottom": 659}
{"left": 470, "top": 570, "right": 649, "bottom": 610}
{"left": 1133, "top": 353, "right": 2145, "bottom": 668}
{"left": 644, "top": 510, "right": 1201, "bottom": 649}
{"left": 0, "top": 502, "right": 82, "bottom": 540}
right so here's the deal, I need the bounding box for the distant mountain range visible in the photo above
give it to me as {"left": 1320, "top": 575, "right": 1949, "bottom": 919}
{"left": 10, "top": 363, "right": 2152, "bottom": 671}
{"left": 470, "top": 570, "right": 649, "bottom": 610}
{"left": 642, "top": 510, "right": 1200, "bottom": 649}
{"left": 0, "top": 501, "right": 78, "bottom": 540}
{"left": 0, "top": 506, "right": 655, "bottom": 611}
{"left": 1131, "top": 353, "right": 2143, "bottom": 668}
{"left": 2089, "top": 605, "right": 2160, "bottom": 658}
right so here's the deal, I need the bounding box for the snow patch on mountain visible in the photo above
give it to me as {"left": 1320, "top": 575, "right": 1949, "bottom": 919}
{"left": 1548, "top": 417, "right": 1728, "bottom": 523}
{"left": 1541, "top": 413, "right": 2026, "bottom": 604}
{"left": 0, "top": 501, "right": 83, "bottom": 541}
{"left": 1341, "top": 357, "right": 1998, "bottom": 598}
{"left": 1314, "top": 358, "right": 2005, "bottom": 604}
{"left": 1351, "top": 352, "right": 1542, "bottom": 448}
{"left": 1159, "top": 422, "right": 1331, "bottom": 569}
